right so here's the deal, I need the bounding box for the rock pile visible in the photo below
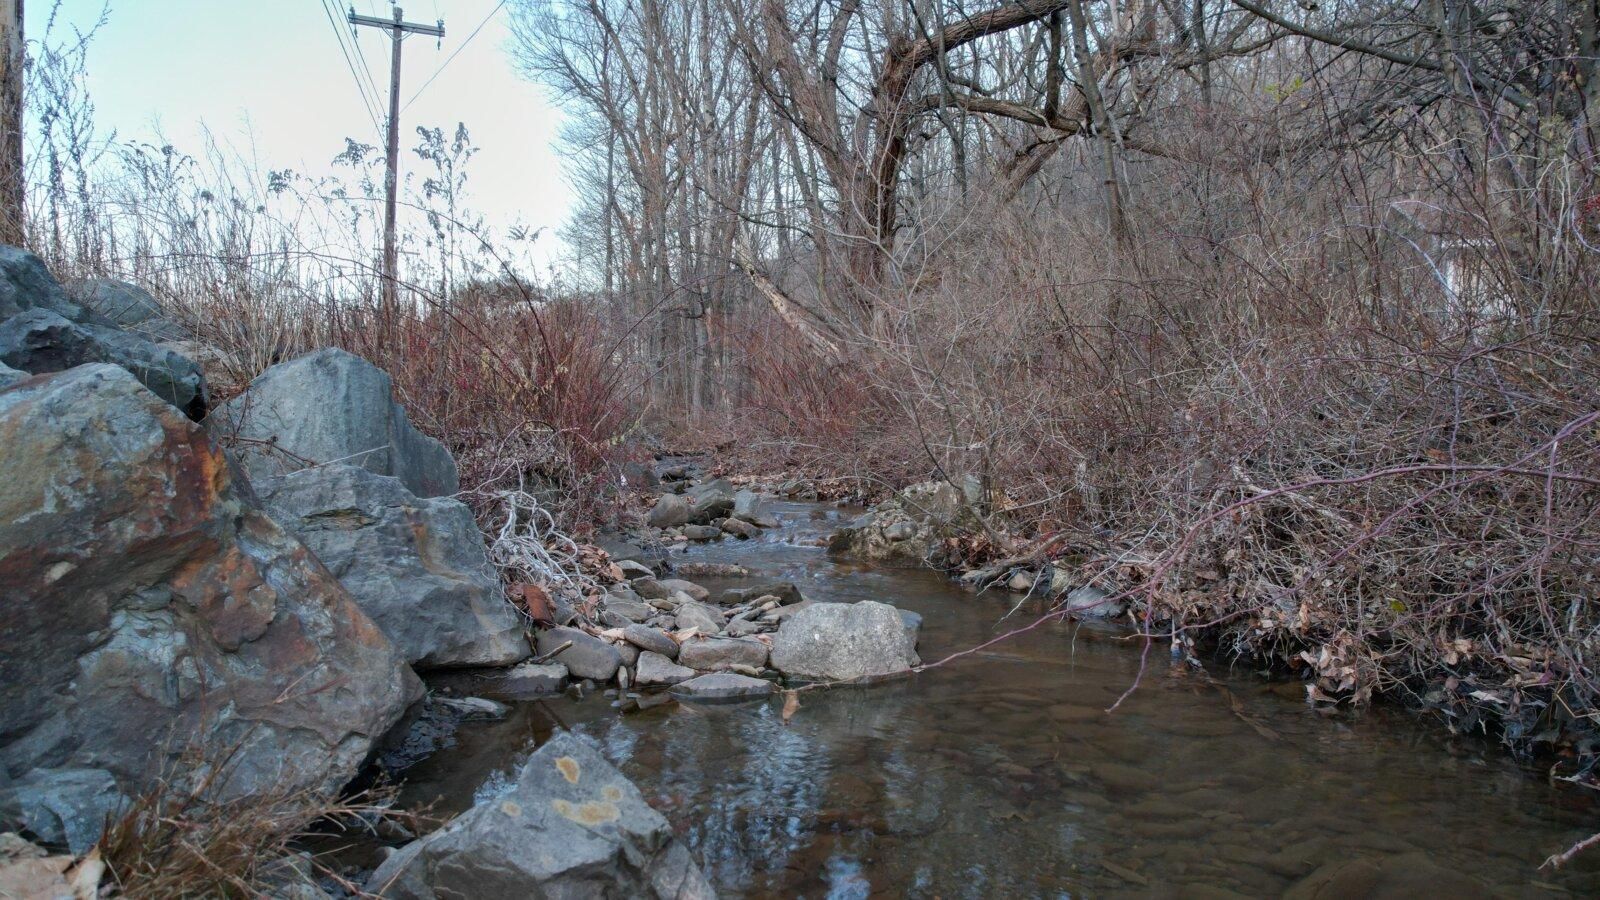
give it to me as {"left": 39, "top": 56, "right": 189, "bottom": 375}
{"left": 0, "top": 250, "right": 712, "bottom": 895}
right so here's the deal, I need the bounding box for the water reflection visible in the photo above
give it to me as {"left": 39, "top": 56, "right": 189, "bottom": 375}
{"left": 399, "top": 501, "right": 1600, "bottom": 896}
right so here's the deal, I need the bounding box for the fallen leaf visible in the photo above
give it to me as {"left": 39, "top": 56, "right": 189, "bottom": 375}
{"left": 781, "top": 690, "right": 800, "bottom": 724}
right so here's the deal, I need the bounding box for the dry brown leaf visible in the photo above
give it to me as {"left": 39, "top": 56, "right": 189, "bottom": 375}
{"left": 781, "top": 690, "right": 800, "bottom": 724}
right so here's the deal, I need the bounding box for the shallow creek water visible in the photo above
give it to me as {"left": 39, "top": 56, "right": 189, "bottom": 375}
{"left": 403, "top": 500, "right": 1600, "bottom": 897}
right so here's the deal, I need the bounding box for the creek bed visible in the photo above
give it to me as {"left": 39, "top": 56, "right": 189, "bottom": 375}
{"left": 400, "top": 500, "right": 1600, "bottom": 896}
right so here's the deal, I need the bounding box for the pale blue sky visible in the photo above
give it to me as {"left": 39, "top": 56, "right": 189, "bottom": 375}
{"left": 34, "top": 1, "right": 573, "bottom": 269}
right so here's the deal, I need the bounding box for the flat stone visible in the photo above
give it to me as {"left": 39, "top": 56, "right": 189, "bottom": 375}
{"left": 670, "top": 673, "right": 774, "bottom": 702}
{"left": 535, "top": 628, "right": 622, "bottom": 682}
{"left": 720, "top": 581, "right": 805, "bottom": 606}
{"left": 678, "top": 637, "right": 769, "bottom": 672}
{"left": 673, "top": 562, "right": 750, "bottom": 578}
{"left": 622, "top": 624, "right": 679, "bottom": 658}
{"left": 634, "top": 652, "right": 696, "bottom": 686}
{"left": 721, "top": 518, "right": 760, "bottom": 539}
{"left": 435, "top": 696, "right": 510, "bottom": 719}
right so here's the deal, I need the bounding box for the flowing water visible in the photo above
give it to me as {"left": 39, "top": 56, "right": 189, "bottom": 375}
{"left": 401, "top": 501, "right": 1600, "bottom": 897}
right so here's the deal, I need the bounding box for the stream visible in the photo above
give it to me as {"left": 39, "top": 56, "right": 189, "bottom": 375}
{"left": 401, "top": 500, "right": 1600, "bottom": 896}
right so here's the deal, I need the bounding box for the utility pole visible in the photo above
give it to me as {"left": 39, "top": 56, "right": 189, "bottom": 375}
{"left": 348, "top": 5, "right": 443, "bottom": 318}
{"left": 0, "top": 0, "right": 24, "bottom": 247}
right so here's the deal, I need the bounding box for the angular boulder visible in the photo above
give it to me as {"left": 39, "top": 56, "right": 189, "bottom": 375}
{"left": 683, "top": 479, "right": 735, "bottom": 524}
{"left": 827, "top": 479, "right": 982, "bottom": 565}
{"left": 647, "top": 494, "right": 691, "bottom": 528}
{"left": 770, "top": 601, "right": 921, "bottom": 681}
{"left": 367, "top": 732, "right": 713, "bottom": 899}
{"left": 70, "top": 278, "right": 188, "bottom": 341}
{"left": 213, "top": 348, "right": 457, "bottom": 497}
{"left": 0, "top": 246, "right": 93, "bottom": 323}
{"left": 255, "top": 465, "right": 528, "bottom": 670}
{"left": 0, "top": 365, "right": 421, "bottom": 798}
{"left": 673, "top": 602, "right": 724, "bottom": 635}
{"left": 0, "top": 308, "right": 207, "bottom": 420}
{"left": 731, "top": 490, "right": 777, "bottom": 527}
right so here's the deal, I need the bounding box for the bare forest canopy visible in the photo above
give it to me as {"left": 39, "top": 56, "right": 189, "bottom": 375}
{"left": 506, "top": 0, "right": 1600, "bottom": 748}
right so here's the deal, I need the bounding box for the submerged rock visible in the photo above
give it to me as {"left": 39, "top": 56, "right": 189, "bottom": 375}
{"left": 366, "top": 732, "right": 713, "bottom": 899}
{"left": 0, "top": 364, "right": 420, "bottom": 798}
{"left": 719, "top": 581, "right": 805, "bottom": 607}
{"left": 256, "top": 465, "right": 528, "bottom": 670}
{"left": 213, "top": 348, "right": 458, "bottom": 497}
{"left": 770, "top": 601, "right": 921, "bottom": 681}
{"left": 670, "top": 673, "right": 774, "bottom": 702}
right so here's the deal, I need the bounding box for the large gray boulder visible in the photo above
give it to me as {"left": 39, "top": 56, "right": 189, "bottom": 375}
{"left": 213, "top": 348, "right": 458, "bottom": 497}
{"left": 366, "top": 732, "right": 713, "bottom": 899}
{"left": 827, "top": 479, "right": 983, "bottom": 565}
{"left": 770, "top": 601, "right": 921, "bottom": 682}
{"left": 0, "top": 364, "right": 421, "bottom": 799}
{"left": 682, "top": 479, "right": 735, "bottom": 524}
{"left": 255, "top": 465, "right": 528, "bottom": 670}
{"left": 69, "top": 278, "right": 188, "bottom": 341}
{"left": 0, "top": 308, "right": 207, "bottom": 420}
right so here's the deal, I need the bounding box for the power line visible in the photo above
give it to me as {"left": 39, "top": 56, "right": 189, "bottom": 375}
{"left": 320, "top": 0, "right": 386, "bottom": 140}
{"left": 402, "top": 0, "right": 506, "bottom": 112}
{"left": 342, "top": 1, "right": 389, "bottom": 110}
